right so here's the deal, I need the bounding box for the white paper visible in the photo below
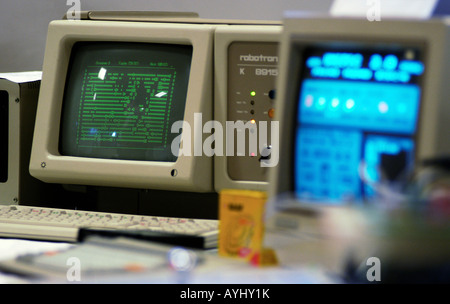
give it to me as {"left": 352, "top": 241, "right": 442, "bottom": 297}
{"left": 330, "top": 0, "right": 438, "bottom": 20}
{"left": 0, "top": 71, "right": 42, "bottom": 83}
{"left": 0, "top": 239, "right": 73, "bottom": 283}
{"left": 0, "top": 239, "right": 73, "bottom": 262}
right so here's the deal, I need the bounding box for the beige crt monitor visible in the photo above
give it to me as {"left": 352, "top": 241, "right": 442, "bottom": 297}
{"left": 29, "top": 19, "right": 215, "bottom": 192}
{"left": 214, "top": 24, "right": 282, "bottom": 192}
{"left": 270, "top": 16, "right": 450, "bottom": 203}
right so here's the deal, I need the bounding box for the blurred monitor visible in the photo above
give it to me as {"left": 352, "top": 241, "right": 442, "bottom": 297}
{"left": 270, "top": 16, "right": 450, "bottom": 205}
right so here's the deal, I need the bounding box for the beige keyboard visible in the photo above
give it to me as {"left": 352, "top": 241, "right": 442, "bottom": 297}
{"left": 0, "top": 205, "right": 218, "bottom": 248}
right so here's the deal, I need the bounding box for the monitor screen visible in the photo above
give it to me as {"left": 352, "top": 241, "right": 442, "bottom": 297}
{"left": 59, "top": 42, "right": 192, "bottom": 163}
{"left": 294, "top": 45, "right": 424, "bottom": 203}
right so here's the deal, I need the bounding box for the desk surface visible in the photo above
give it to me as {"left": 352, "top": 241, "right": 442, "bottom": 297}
{"left": 0, "top": 234, "right": 340, "bottom": 284}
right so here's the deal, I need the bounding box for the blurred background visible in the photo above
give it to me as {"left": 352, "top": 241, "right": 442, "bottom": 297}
{"left": 0, "top": 0, "right": 334, "bottom": 72}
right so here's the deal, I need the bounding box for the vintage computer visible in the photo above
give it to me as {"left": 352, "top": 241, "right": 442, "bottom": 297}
{"left": 30, "top": 14, "right": 281, "bottom": 194}
{"left": 270, "top": 16, "right": 450, "bottom": 205}
{"left": 0, "top": 13, "right": 281, "bottom": 246}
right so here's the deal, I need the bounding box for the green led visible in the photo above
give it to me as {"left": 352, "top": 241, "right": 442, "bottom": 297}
{"left": 250, "top": 91, "right": 256, "bottom": 97}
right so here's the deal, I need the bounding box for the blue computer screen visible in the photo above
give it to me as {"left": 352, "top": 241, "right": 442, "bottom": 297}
{"left": 294, "top": 46, "right": 425, "bottom": 203}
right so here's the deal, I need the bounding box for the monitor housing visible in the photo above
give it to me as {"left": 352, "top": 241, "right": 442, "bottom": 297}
{"left": 30, "top": 19, "right": 215, "bottom": 192}
{"left": 270, "top": 16, "right": 450, "bottom": 205}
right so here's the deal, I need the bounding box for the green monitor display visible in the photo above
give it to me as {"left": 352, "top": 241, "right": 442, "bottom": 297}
{"left": 59, "top": 42, "right": 192, "bottom": 163}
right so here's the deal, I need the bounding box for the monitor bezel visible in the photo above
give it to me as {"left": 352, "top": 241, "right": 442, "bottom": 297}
{"left": 30, "top": 20, "right": 215, "bottom": 192}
